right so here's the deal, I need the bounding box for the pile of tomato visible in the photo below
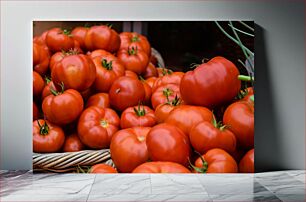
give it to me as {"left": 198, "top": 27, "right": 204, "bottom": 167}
{"left": 33, "top": 24, "right": 254, "bottom": 174}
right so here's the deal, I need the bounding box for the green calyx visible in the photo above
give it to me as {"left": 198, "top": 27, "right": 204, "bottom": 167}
{"left": 101, "top": 59, "right": 113, "bottom": 70}
{"left": 50, "top": 82, "right": 65, "bottom": 96}
{"left": 166, "top": 94, "right": 181, "bottom": 106}
{"left": 134, "top": 103, "right": 146, "bottom": 117}
{"left": 37, "top": 120, "right": 49, "bottom": 136}
{"left": 163, "top": 88, "right": 173, "bottom": 98}
{"left": 44, "top": 76, "right": 51, "bottom": 84}
{"left": 61, "top": 28, "right": 72, "bottom": 37}
{"left": 211, "top": 113, "right": 228, "bottom": 131}
{"left": 161, "top": 68, "right": 173, "bottom": 76}
{"left": 128, "top": 46, "right": 138, "bottom": 55}
{"left": 188, "top": 151, "right": 208, "bottom": 173}
{"left": 131, "top": 36, "right": 140, "bottom": 42}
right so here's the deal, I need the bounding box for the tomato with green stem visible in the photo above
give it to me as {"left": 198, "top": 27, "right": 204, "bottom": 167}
{"left": 151, "top": 84, "right": 181, "bottom": 109}
{"left": 33, "top": 71, "right": 45, "bottom": 97}
{"left": 88, "top": 49, "right": 115, "bottom": 60}
{"left": 62, "top": 133, "right": 84, "bottom": 152}
{"left": 41, "top": 77, "right": 55, "bottom": 100}
{"left": 133, "top": 162, "right": 191, "bottom": 173}
{"left": 33, "top": 119, "right": 65, "bottom": 153}
{"left": 86, "top": 93, "right": 110, "bottom": 109}
{"left": 119, "top": 32, "right": 151, "bottom": 56}
{"left": 46, "top": 28, "right": 75, "bottom": 53}
{"left": 152, "top": 71, "right": 184, "bottom": 92}
{"left": 239, "top": 148, "right": 254, "bottom": 173}
{"left": 156, "top": 67, "right": 173, "bottom": 77}
{"left": 155, "top": 94, "right": 182, "bottom": 123}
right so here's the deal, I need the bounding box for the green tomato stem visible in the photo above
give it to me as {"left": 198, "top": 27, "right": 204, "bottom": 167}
{"left": 238, "top": 75, "right": 253, "bottom": 82}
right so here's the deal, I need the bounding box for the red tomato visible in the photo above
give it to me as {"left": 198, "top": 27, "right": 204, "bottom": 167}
{"left": 33, "top": 42, "right": 50, "bottom": 75}
{"left": 146, "top": 123, "right": 191, "bottom": 166}
{"left": 141, "top": 79, "right": 152, "bottom": 105}
{"left": 155, "top": 95, "right": 182, "bottom": 123}
{"left": 143, "top": 63, "right": 158, "bottom": 79}
{"left": 120, "top": 105, "right": 156, "bottom": 128}
{"left": 84, "top": 25, "right": 120, "bottom": 52}
{"left": 109, "top": 76, "right": 146, "bottom": 111}
{"left": 124, "top": 70, "right": 138, "bottom": 79}
{"left": 86, "top": 93, "right": 110, "bottom": 108}
{"left": 88, "top": 49, "right": 115, "bottom": 60}
{"left": 90, "top": 164, "right": 117, "bottom": 173}
{"left": 49, "top": 52, "right": 65, "bottom": 72}
{"left": 41, "top": 78, "right": 56, "bottom": 100}
{"left": 193, "top": 148, "right": 238, "bottom": 173}
{"left": 151, "top": 84, "right": 181, "bottom": 109}
{"left": 223, "top": 100, "right": 254, "bottom": 149}
{"left": 42, "top": 87, "right": 84, "bottom": 125}
{"left": 33, "top": 119, "right": 65, "bottom": 153}
{"left": 165, "top": 105, "right": 213, "bottom": 135}
{"left": 152, "top": 72, "right": 184, "bottom": 92}
{"left": 189, "top": 119, "right": 237, "bottom": 154}
{"left": 46, "top": 28, "right": 75, "bottom": 53}
{"left": 92, "top": 55, "right": 125, "bottom": 92}
{"left": 241, "top": 87, "right": 254, "bottom": 102}
{"left": 157, "top": 67, "right": 173, "bottom": 77}
{"left": 110, "top": 127, "right": 150, "bottom": 173}
{"left": 119, "top": 32, "right": 151, "bottom": 56}
{"left": 33, "top": 71, "right": 44, "bottom": 97}
{"left": 71, "top": 26, "right": 88, "bottom": 50}
{"left": 33, "top": 102, "right": 39, "bottom": 121}
{"left": 52, "top": 54, "right": 96, "bottom": 91}
{"left": 180, "top": 56, "right": 241, "bottom": 108}
{"left": 133, "top": 161, "right": 191, "bottom": 173}
{"left": 146, "top": 77, "right": 157, "bottom": 88}
{"left": 62, "top": 133, "right": 85, "bottom": 152}
{"left": 117, "top": 46, "right": 149, "bottom": 74}
{"left": 73, "top": 40, "right": 83, "bottom": 54}
{"left": 78, "top": 106, "right": 120, "bottom": 149}
{"left": 33, "top": 30, "right": 48, "bottom": 45}
{"left": 239, "top": 149, "right": 254, "bottom": 173}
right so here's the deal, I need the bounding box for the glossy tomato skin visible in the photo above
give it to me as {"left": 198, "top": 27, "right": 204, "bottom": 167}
{"left": 71, "top": 26, "right": 88, "bottom": 50}
{"left": 239, "top": 149, "right": 254, "bottom": 173}
{"left": 33, "top": 71, "right": 45, "bottom": 97}
{"left": 109, "top": 76, "right": 146, "bottom": 111}
{"left": 33, "top": 102, "right": 39, "bottom": 121}
{"left": 42, "top": 89, "right": 84, "bottom": 125}
{"left": 132, "top": 161, "right": 191, "bottom": 173}
{"left": 194, "top": 148, "right": 238, "bottom": 173}
{"left": 88, "top": 49, "right": 115, "bottom": 60}
{"left": 78, "top": 106, "right": 120, "bottom": 149}
{"left": 120, "top": 105, "right": 156, "bottom": 129}
{"left": 33, "top": 30, "right": 48, "bottom": 45}
{"left": 146, "top": 77, "right": 157, "bottom": 88}
{"left": 110, "top": 127, "right": 150, "bottom": 173}
{"left": 33, "top": 119, "right": 65, "bottom": 153}
{"left": 117, "top": 47, "right": 149, "bottom": 74}
{"left": 155, "top": 104, "right": 176, "bottom": 123}
{"left": 151, "top": 84, "right": 181, "bottom": 109}
{"left": 124, "top": 70, "right": 139, "bottom": 79}
{"left": 90, "top": 164, "right": 117, "bottom": 173}
{"left": 52, "top": 54, "right": 96, "bottom": 91}
{"left": 33, "top": 42, "right": 50, "bottom": 75}
{"left": 42, "top": 80, "right": 56, "bottom": 100}
{"left": 165, "top": 105, "right": 213, "bottom": 135}
{"left": 119, "top": 32, "right": 151, "bottom": 56}
{"left": 223, "top": 100, "right": 254, "bottom": 149}
{"left": 84, "top": 25, "right": 120, "bottom": 52}
{"left": 152, "top": 72, "right": 184, "bottom": 92}
{"left": 46, "top": 28, "right": 75, "bottom": 53}
{"left": 143, "top": 63, "right": 158, "bottom": 79}
{"left": 49, "top": 52, "right": 65, "bottom": 72}
{"left": 142, "top": 81, "right": 152, "bottom": 105}
{"left": 62, "top": 133, "right": 85, "bottom": 152}
{"left": 92, "top": 55, "right": 125, "bottom": 92}
{"left": 146, "top": 123, "right": 191, "bottom": 166}
{"left": 86, "top": 93, "right": 110, "bottom": 108}
{"left": 180, "top": 56, "right": 241, "bottom": 108}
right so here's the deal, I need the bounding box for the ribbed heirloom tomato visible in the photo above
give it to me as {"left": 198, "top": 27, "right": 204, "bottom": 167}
{"left": 120, "top": 105, "right": 156, "bottom": 128}
{"left": 78, "top": 106, "right": 120, "bottom": 149}
{"left": 62, "top": 133, "right": 85, "bottom": 152}
{"left": 88, "top": 49, "right": 116, "bottom": 60}
{"left": 33, "top": 42, "right": 50, "bottom": 75}
{"left": 151, "top": 84, "right": 181, "bottom": 109}
{"left": 133, "top": 162, "right": 191, "bottom": 173}
{"left": 33, "top": 119, "right": 65, "bottom": 153}
{"left": 119, "top": 32, "right": 151, "bottom": 56}
{"left": 52, "top": 54, "right": 96, "bottom": 92}
{"left": 71, "top": 26, "right": 88, "bottom": 50}
{"left": 124, "top": 70, "right": 138, "bottom": 79}
{"left": 86, "top": 93, "right": 110, "bottom": 109}
{"left": 180, "top": 56, "right": 241, "bottom": 108}
{"left": 33, "top": 30, "right": 48, "bottom": 45}
{"left": 146, "top": 123, "right": 191, "bottom": 166}
{"left": 193, "top": 148, "right": 238, "bottom": 173}
{"left": 109, "top": 76, "right": 146, "bottom": 111}
{"left": 42, "top": 85, "right": 84, "bottom": 125}
{"left": 84, "top": 25, "right": 120, "bottom": 52}
{"left": 239, "top": 149, "right": 254, "bottom": 173}
{"left": 41, "top": 78, "right": 56, "bottom": 100}
{"left": 49, "top": 51, "right": 66, "bottom": 72}
{"left": 152, "top": 71, "right": 184, "bottom": 92}
{"left": 33, "top": 71, "right": 44, "bottom": 97}
{"left": 46, "top": 28, "right": 75, "bottom": 53}
{"left": 90, "top": 164, "right": 118, "bottom": 173}
{"left": 155, "top": 95, "right": 182, "bottom": 123}
{"left": 110, "top": 127, "right": 150, "bottom": 173}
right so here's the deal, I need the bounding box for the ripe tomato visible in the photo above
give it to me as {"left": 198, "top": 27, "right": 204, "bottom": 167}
{"left": 124, "top": 70, "right": 139, "bottom": 79}
{"left": 46, "top": 28, "right": 75, "bottom": 53}
{"left": 33, "top": 42, "right": 50, "bottom": 75}
{"left": 241, "top": 87, "right": 254, "bottom": 102}
{"left": 110, "top": 127, "right": 150, "bottom": 173}
{"left": 132, "top": 161, "right": 191, "bottom": 173}
{"left": 146, "top": 123, "right": 191, "bottom": 166}
{"left": 33, "top": 71, "right": 44, "bottom": 97}
{"left": 80, "top": 87, "right": 95, "bottom": 101}
{"left": 155, "top": 95, "right": 182, "bottom": 123}
{"left": 90, "top": 164, "right": 117, "bottom": 173}
{"left": 42, "top": 86, "right": 84, "bottom": 125}
{"left": 189, "top": 118, "right": 237, "bottom": 154}
{"left": 239, "top": 149, "right": 254, "bottom": 173}
{"left": 152, "top": 71, "right": 184, "bottom": 92}
{"left": 62, "top": 133, "right": 84, "bottom": 152}
{"left": 33, "top": 102, "right": 39, "bottom": 121}
{"left": 146, "top": 77, "right": 157, "bottom": 88}
{"left": 88, "top": 49, "right": 115, "bottom": 60}
{"left": 120, "top": 105, "right": 156, "bottom": 128}
{"left": 117, "top": 46, "right": 149, "bottom": 74}
{"left": 143, "top": 63, "right": 158, "bottom": 79}
{"left": 71, "top": 26, "right": 88, "bottom": 50}
{"left": 49, "top": 52, "right": 65, "bottom": 72}
{"left": 41, "top": 78, "right": 56, "bottom": 100}
{"left": 33, "top": 119, "right": 65, "bottom": 153}
{"left": 151, "top": 84, "right": 181, "bottom": 109}
{"left": 78, "top": 106, "right": 120, "bottom": 149}
{"left": 165, "top": 105, "right": 213, "bottom": 135}
{"left": 180, "top": 56, "right": 241, "bottom": 108}
{"left": 84, "top": 25, "right": 120, "bottom": 52}
{"left": 157, "top": 67, "right": 172, "bottom": 77}
{"left": 140, "top": 79, "right": 152, "bottom": 105}
{"left": 52, "top": 54, "right": 96, "bottom": 91}
{"left": 119, "top": 32, "right": 151, "bottom": 56}
{"left": 193, "top": 148, "right": 238, "bottom": 173}
{"left": 223, "top": 100, "right": 254, "bottom": 149}
{"left": 86, "top": 93, "right": 110, "bottom": 109}
{"left": 33, "top": 30, "right": 48, "bottom": 45}
{"left": 109, "top": 76, "right": 146, "bottom": 111}
{"left": 92, "top": 55, "right": 125, "bottom": 92}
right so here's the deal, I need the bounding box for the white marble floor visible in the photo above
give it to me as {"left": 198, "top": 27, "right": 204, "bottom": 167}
{"left": 0, "top": 170, "right": 305, "bottom": 202}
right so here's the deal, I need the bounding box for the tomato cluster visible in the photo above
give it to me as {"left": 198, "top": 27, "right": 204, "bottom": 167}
{"left": 33, "top": 24, "right": 254, "bottom": 174}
